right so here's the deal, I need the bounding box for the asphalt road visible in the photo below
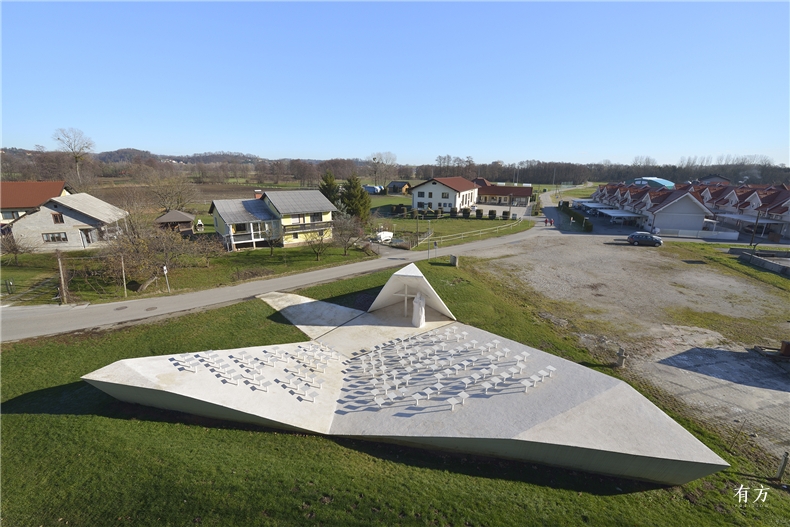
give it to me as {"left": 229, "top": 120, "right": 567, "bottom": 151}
{"left": 3, "top": 193, "right": 784, "bottom": 343}
{"left": 0, "top": 209, "right": 549, "bottom": 342}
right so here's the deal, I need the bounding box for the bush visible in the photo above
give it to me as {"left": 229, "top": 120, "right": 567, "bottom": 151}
{"left": 476, "top": 209, "right": 484, "bottom": 219}
{"left": 488, "top": 210, "right": 497, "bottom": 219}
{"left": 450, "top": 207, "right": 458, "bottom": 218}
{"left": 462, "top": 208, "right": 471, "bottom": 219}
{"left": 558, "top": 203, "right": 594, "bottom": 232}
{"left": 502, "top": 210, "right": 510, "bottom": 220}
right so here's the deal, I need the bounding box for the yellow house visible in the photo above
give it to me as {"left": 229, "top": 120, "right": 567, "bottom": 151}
{"left": 210, "top": 190, "right": 337, "bottom": 251}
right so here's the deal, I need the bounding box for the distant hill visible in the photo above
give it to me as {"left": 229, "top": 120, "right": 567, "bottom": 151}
{"left": 94, "top": 148, "right": 157, "bottom": 164}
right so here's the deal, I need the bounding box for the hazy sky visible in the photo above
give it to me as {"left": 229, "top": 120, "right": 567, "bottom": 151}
{"left": 3, "top": 2, "right": 788, "bottom": 166}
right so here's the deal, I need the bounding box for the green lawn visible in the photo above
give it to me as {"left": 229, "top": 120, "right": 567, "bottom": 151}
{"left": 3, "top": 259, "right": 787, "bottom": 525}
{"left": 0, "top": 245, "right": 374, "bottom": 305}
{"left": 375, "top": 216, "right": 535, "bottom": 251}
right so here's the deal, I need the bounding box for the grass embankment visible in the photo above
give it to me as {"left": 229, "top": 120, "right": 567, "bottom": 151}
{"left": 0, "top": 245, "right": 373, "bottom": 305}
{"left": 3, "top": 260, "right": 788, "bottom": 525}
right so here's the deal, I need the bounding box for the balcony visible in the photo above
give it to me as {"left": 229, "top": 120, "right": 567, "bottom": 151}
{"left": 282, "top": 221, "right": 333, "bottom": 234}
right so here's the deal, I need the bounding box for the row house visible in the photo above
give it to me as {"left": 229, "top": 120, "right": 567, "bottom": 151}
{"left": 594, "top": 181, "right": 790, "bottom": 239}
{"left": 699, "top": 183, "right": 790, "bottom": 239}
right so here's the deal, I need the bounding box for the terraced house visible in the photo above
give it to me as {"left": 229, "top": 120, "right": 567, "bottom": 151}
{"left": 210, "top": 190, "right": 337, "bottom": 251}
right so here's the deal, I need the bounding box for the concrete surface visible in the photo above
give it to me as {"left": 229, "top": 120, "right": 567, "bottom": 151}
{"left": 83, "top": 281, "right": 729, "bottom": 486}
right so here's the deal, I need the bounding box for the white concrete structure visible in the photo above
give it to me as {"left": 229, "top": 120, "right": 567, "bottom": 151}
{"left": 83, "top": 266, "right": 728, "bottom": 485}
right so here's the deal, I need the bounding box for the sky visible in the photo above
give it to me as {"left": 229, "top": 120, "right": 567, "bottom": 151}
{"left": 2, "top": 2, "right": 788, "bottom": 167}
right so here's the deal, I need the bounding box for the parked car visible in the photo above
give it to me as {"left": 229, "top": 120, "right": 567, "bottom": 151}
{"left": 376, "top": 231, "right": 393, "bottom": 243}
{"left": 627, "top": 232, "right": 663, "bottom": 247}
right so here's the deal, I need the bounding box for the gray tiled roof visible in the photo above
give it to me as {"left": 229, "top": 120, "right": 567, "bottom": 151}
{"left": 50, "top": 193, "right": 128, "bottom": 224}
{"left": 264, "top": 190, "right": 337, "bottom": 215}
{"left": 155, "top": 210, "right": 195, "bottom": 223}
{"left": 210, "top": 199, "right": 277, "bottom": 224}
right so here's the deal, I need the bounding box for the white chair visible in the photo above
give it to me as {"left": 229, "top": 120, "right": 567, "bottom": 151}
{"left": 448, "top": 397, "right": 460, "bottom": 412}
{"left": 374, "top": 396, "right": 385, "bottom": 409}
{"left": 461, "top": 377, "right": 472, "bottom": 389}
{"left": 433, "top": 382, "right": 445, "bottom": 394}
{"left": 423, "top": 387, "right": 434, "bottom": 400}
{"left": 412, "top": 393, "right": 423, "bottom": 406}
{"left": 546, "top": 365, "right": 557, "bottom": 377}
{"left": 471, "top": 373, "right": 481, "bottom": 384}
{"left": 490, "top": 376, "right": 502, "bottom": 389}
{"left": 520, "top": 379, "right": 531, "bottom": 393}
{"left": 458, "top": 391, "right": 470, "bottom": 405}
{"left": 537, "top": 370, "right": 549, "bottom": 382}
{"left": 308, "top": 390, "right": 319, "bottom": 403}
{"left": 481, "top": 381, "right": 493, "bottom": 394}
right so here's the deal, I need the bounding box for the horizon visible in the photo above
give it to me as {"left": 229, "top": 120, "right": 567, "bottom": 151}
{"left": 3, "top": 2, "right": 788, "bottom": 167}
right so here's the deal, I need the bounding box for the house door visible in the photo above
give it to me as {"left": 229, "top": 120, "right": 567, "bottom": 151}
{"left": 80, "top": 229, "right": 94, "bottom": 248}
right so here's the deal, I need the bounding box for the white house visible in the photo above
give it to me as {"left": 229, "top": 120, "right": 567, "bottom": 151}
{"left": 411, "top": 177, "right": 478, "bottom": 211}
{"left": 9, "top": 193, "right": 128, "bottom": 252}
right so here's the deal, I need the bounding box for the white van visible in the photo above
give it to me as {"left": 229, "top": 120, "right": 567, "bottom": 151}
{"left": 376, "top": 231, "right": 393, "bottom": 243}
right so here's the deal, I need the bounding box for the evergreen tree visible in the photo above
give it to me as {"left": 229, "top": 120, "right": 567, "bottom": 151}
{"left": 341, "top": 174, "right": 371, "bottom": 223}
{"left": 318, "top": 170, "right": 341, "bottom": 207}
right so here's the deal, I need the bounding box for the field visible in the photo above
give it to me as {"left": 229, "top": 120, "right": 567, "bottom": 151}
{"left": 2, "top": 259, "right": 788, "bottom": 526}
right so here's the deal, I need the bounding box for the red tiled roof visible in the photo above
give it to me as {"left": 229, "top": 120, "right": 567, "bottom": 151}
{"left": 0, "top": 181, "right": 70, "bottom": 209}
{"left": 471, "top": 177, "right": 492, "bottom": 187}
{"left": 412, "top": 177, "right": 478, "bottom": 193}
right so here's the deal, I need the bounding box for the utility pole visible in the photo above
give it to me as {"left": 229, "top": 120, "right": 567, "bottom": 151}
{"left": 56, "top": 250, "right": 69, "bottom": 304}
{"left": 121, "top": 254, "right": 127, "bottom": 298}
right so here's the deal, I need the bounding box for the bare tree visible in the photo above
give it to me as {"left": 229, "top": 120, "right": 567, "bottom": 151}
{"left": 368, "top": 152, "right": 397, "bottom": 185}
{"left": 1, "top": 233, "right": 35, "bottom": 266}
{"left": 146, "top": 175, "right": 198, "bottom": 212}
{"left": 332, "top": 213, "right": 363, "bottom": 256}
{"left": 302, "top": 229, "right": 331, "bottom": 261}
{"left": 53, "top": 128, "right": 95, "bottom": 188}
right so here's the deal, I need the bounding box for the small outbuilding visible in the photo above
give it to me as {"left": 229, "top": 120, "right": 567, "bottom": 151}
{"left": 155, "top": 210, "right": 196, "bottom": 235}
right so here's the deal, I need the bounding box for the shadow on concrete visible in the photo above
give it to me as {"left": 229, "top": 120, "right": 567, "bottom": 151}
{"left": 658, "top": 347, "right": 790, "bottom": 393}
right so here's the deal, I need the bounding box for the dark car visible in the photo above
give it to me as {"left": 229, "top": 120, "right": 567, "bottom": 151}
{"left": 627, "top": 232, "right": 663, "bottom": 247}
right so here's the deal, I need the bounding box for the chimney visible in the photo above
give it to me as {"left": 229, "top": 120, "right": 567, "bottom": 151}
{"left": 254, "top": 189, "right": 263, "bottom": 199}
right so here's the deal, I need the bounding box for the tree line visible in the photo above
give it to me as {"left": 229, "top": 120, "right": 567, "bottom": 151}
{"left": 3, "top": 129, "right": 788, "bottom": 192}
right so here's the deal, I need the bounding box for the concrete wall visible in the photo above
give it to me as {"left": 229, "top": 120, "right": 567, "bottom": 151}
{"left": 355, "top": 435, "right": 727, "bottom": 486}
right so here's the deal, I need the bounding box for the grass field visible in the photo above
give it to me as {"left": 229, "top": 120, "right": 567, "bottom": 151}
{"left": 372, "top": 216, "right": 534, "bottom": 251}
{"left": 0, "top": 245, "right": 373, "bottom": 305}
{"left": 2, "top": 259, "right": 788, "bottom": 526}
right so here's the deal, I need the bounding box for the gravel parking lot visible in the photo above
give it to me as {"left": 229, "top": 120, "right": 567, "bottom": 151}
{"left": 482, "top": 231, "right": 790, "bottom": 460}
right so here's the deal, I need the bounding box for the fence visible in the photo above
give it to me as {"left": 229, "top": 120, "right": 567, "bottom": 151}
{"left": 415, "top": 219, "right": 524, "bottom": 247}
{"left": 658, "top": 228, "right": 740, "bottom": 241}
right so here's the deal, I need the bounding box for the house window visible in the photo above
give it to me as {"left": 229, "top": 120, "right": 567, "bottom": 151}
{"left": 310, "top": 213, "right": 322, "bottom": 222}
{"left": 292, "top": 233, "right": 298, "bottom": 239}
{"left": 293, "top": 214, "right": 305, "bottom": 224}
{"left": 52, "top": 213, "right": 64, "bottom": 224}
{"left": 2, "top": 211, "right": 19, "bottom": 220}
{"left": 418, "top": 191, "right": 424, "bottom": 198}
{"left": 43, "top": 232, "right": 68, "bottom": 243}
{"left": 428, "top": 192, "right": 433, "bottom": 198}
{"left": 442, "top": 192, "right": 449, "bottom": 199}
{"left": 417, "top": 202, "right": 424, "bottom": 209}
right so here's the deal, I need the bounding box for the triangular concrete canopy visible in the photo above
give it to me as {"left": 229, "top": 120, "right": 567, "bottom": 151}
{"left": 368, "top": 264, "right": 455, "bottom": 320}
